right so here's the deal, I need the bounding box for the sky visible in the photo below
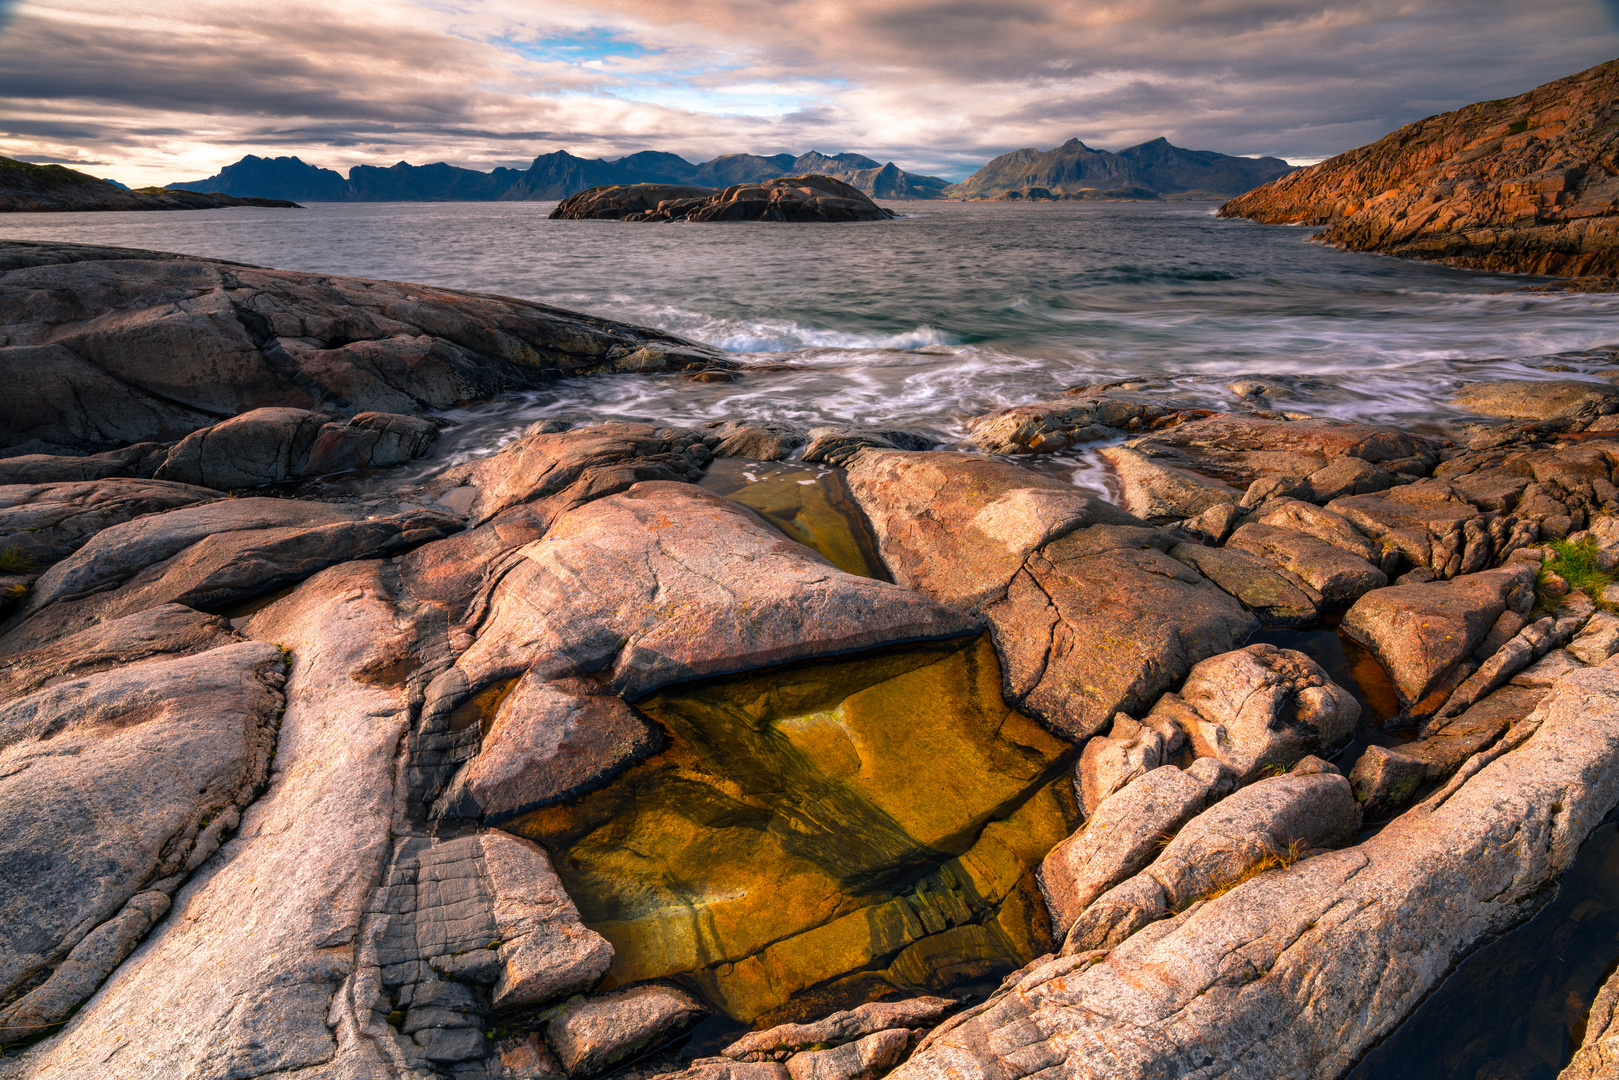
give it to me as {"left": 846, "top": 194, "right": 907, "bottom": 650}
{"left": 1, "top": 0, "right": 1616, "bottom": 187}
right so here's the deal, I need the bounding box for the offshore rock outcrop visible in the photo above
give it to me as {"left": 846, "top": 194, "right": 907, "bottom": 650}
{"left": 1221, "top": 58, "right": 1619, "bottom": 277}
{"left": 550, "top": 176, "right": 896, "bottom": 223}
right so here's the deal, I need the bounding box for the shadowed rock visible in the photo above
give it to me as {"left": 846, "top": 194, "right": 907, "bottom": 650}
{"left": 547, "top": 985, "right": 707, "bottom": 1077}
{"left": 0, "top": 477, "right": 221, "bottom": 571}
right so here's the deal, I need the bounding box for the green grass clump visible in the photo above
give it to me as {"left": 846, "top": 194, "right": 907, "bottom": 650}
{"left": 1537, "top": 537, "right": 1616, "bottom": 611}
{"left": 0, "top": 546, "right": 35, "bottom": 573}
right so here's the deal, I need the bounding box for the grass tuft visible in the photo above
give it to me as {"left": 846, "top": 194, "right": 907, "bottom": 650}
{"left": 1537, "top": 537, "right": 1616, "bottom": 612}
{"left": 1181, "top": 840, "right": 1306, "bottom": 910}
{"left": 0, "top": 546, "right": 35, "bottom": 573}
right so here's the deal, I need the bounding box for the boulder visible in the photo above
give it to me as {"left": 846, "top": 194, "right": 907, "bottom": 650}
{"left": 1036, "top": 761, "right": 1229, "bottom": 938}
{"left": 961, "top": 397, "right": 1193, "bottom": 455}
{"left": 1062, "top": 770, "right": 1362, "bottom": 952}
{"left": 1513, "top": 647, "right": 1588, "bottom": 687}
{"left": 1432, "top": 614, "right": 1573, "bottom": 721}
{"left": 784, "top": 1029, "right": 914, "bottom": 1080}
{"left": 1252, "top": 499, "right": 1379, "bottom": 563}
{"left": 884, "top": 667, "right": 1619, "bottom": 1080}
{"left": 547, "top": 985, "right": 708, "bottom": 1077}
{"left": 1097, "top": 446, "right": 1237, "bottom": 523}
{"left": 0, "top": 443, "right": 165, "bottom": 485}
{"left": 434, "top": 673, "right": 665, "bottom": 823}
{"left": 1341, "top": 565, "right": 1538, "bottom": 712}
{"left": 0, "top": 641, "right": 283, "bottom": 1038}
{"left": 154, "top": 406, "right": 329, "bottom": 489}
{"left": 444, "top": 482, "right": 980, "bottom": 706}
{"left": 0, "top": 241, "right": 730, "bottom": 453}
{"left": 1347, "top": 745, "right": 1427, "bottom": 820}
{"left": 842, "top": 450, "right": 1138, "bottom": 608}
{"left": 0, "top": 477, "right": 221, "bottom": 571}
{"left": 1301, "top": 456, "right": 1400, "bottom": 502}
{"left": 299, "top": 410, "right": 440, "bottom": 476}
{"left": 1569, "top": 611, "right": 1619, "bottom": 665}
{"left": 1168, "top": 541, "right": 1318, "bottom": 626}
{"left": 1403, "top": 686, "right": 1546, "bottom": 781}
{"left": 1225, "top": 522, "right": 1388, "bottom": 606}
{"left": 703, "top": 420, "right": 810, "bottom": 461}
{"left": 723, "top": 998, "right": 958, "bottom": 1062}
{"left": 1074, "top": 715, "right": 1164, "bottom": 814}
{"left": 1171, "top": 644, "right": 1359, "bottom": 781}
{"left": 435, "top": 422, "right": 714, "bottom": 527}
{"left": 1124, "top": 414, "right": 1434, "bottom": 488}
{"left": 801, "top": 427, "right": 937, "bottom": 467}
{"left": 1453, "top": 379, "right": 1619, "bottom": 421}
{"left": 1175, "top": 501, "right": 1243, "bottom": 545}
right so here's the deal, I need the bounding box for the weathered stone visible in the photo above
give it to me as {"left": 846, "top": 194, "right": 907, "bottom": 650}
{"left": 1341, "top": 565, "right": 1537, "bottom": 709}
{"left": 552, "top": 175, "right": 896, "bottom": 224}
{"left": 446, "top": 482, "right": 979, "bottom": 706}
{"left": 843, "top": 449, "right": 1137, "bottom": 608}
{"left": 658, "top": 1061, "right": 790, "bottom": 1080}
{"left": 723, "top": 998, "right": 958, "bottom": 1061}
{"left": 802, "top": 427, "right": 936, "bottom": 467}
{"left": 1075, "top": 715, "right": 1164, "bottom": 814}
{"left": 547, "top": 985, "right": 708, "bottom": 1077}
{"left": 1434, "top": 615, "right": 1572, "bottom": 721}
{"left": 153, "top": 406, "right": 330, "bottom": 488}
{"left": 0, "top": 443, "right": 165, "bottom": 486}
{"left": 0, "top": 477, "right": 221, "bottom": 571}
{"left": 784, "top": 1029, "right": 913, "bottom": 1080}
{"left": 300, "top": 411, "right": 439, "bottom": 476}
{"left": 0, "top": 602, "right": 237, "bottom": 701}
{"left": 1062, "top": 770, "right": 1361, "bottom": 952}
{"left": 887, "top": 667, "right": 1619, "bottom": 1080}
{"left": 0, "top": 641, "right": 282, "bottom": 1032}
{"left": 1036, "top": 763, "right": 1227, "bottom": 939}
{"left": 1167, "top": 541, "right": 1318, "bottom": 626}
{"left": 1454, "top": 379, "right": 1619, "bottom": 421}
{"left": 1225, "top": 522, "right": 1388, "bottom": 605}
{"left": 1347, "top": 745, "right": 1427, "bottom": 819}
{"left": 1513, "top": 647, "right": 1588, "bottom": 687}
{"left": 0, "top": 241, "right": 730, "bottom": 453}
{"left": 1570, "top": 611, "right": 1619, "bottom": 665}
{"left": 1405, "top": 685, "right": 1546, "bottom": 780}
{"left": 1253, "top": 499, "right": 1379, "bottom": 562}
{"left": 1302, "top": 456, "right": 1399, "bottom": 501}
{"left": 436, "top": 422, "right": 714, "bottom": 527}
{"left": 961, "top": 397, "right": 1191, "bottom": 455}
{"left": 1125, "top": 413, "right": 1433, "bottom": 487}
{"left": 1098, "top": 446, "right": 1236, "bottom": 523}
{"left": 703, "top": 420, "right": 810, "bottom": 461}
{"left": 1172, "top": 644, "right": 1359, "bottom": 781}
{"left": 1565, "top": 957, "right": 1619, "bottom": 1079}
{"left": 1175, "top": 501, "right": 1243, "bottom": 545}
{"left": 984, "top": 525, "right": 1258, "bottom": 740}
{"left": 436, "top": 673, "right": 664, "bottom": 823}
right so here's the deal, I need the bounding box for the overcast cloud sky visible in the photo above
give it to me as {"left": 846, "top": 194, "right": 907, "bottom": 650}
{"left": 1, "top": 0, "right": 1615, "bottom": 187}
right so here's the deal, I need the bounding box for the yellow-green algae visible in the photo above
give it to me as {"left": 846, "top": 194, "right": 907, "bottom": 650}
{"left": 698, "top": 459, "right": 890, "bottom": 580}
{"left": 506, "top": 634, "right": 1078, "bottom": 1025}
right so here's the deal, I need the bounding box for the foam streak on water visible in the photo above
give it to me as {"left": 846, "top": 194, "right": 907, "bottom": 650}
{"left": 7, "top": 199, "right": 1619, "bottom": 472}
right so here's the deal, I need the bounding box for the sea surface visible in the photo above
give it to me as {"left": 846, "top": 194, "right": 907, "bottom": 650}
{"left": 8, "top": 200, "right": 1619, "bottom": 1076}
{"left": 7, "top": 199, "right": 1619, "bottom": 494}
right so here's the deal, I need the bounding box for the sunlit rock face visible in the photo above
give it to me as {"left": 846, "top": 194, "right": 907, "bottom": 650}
{"left": 508, "top": 634, "right": 1078, "bottom": 1025}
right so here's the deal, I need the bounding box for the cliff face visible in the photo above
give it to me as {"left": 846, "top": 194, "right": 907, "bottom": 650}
{"left": 1220, "top": 59, "right": 1619, "bottom": 278}
{"left": 948, "top": 137, "right": 1294, "bottom": 200}
{"left": 0, "top": 157, "right": 299, "bottom": 212}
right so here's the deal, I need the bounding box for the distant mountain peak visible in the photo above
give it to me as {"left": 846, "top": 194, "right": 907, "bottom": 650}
{"left": 949, "top": 137, "right": 1296, "bottom": 201}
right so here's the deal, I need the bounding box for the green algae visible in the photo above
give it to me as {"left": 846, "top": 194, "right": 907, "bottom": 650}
{"left": 506, "top": 633, "right": 1079, "bottom": 1023}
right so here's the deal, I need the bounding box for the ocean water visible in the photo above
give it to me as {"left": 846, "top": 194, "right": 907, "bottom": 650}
{"left": 6, "top": 199, "right": 1619, "bottom": 464}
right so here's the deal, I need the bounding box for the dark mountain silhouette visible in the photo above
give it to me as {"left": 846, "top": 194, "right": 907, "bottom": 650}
{"left": 0, "top": 155, "right": 300, "bottom": 212}
{"left": 169, "top": 150, "right": 951, "bottom": 202}
{"left": 948, "top": 137, "right": 1296, "bottom": 200}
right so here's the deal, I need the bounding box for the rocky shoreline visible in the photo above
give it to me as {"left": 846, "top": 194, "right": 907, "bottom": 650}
{"left": 4, "top": 241, "right": 1619, "bottom": 1079}
{"left": 549, "top": 176, "right": 895, "bottom": 223}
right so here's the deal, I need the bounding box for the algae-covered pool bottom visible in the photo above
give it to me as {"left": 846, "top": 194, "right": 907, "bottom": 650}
{"left": 505, "top": 633, "right": 1080, "bottom": 1027}
{"left": 697, "top": 458, "right": 890, "bottom": 581}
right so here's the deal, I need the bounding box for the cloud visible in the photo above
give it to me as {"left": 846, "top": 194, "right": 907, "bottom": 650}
{"left": 1, "top": 0, "right": 1614, "bottom": 187}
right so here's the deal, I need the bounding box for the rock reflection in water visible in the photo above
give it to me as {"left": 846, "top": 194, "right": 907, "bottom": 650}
{"left": 698, "top": 458, "right": 891, "bottom": 581}
{"left": 1349, "top": 820, "right": 1619, "bottom": 1080}
{"left": 505, "top": 633, "right": 1079, "bottom": 1026}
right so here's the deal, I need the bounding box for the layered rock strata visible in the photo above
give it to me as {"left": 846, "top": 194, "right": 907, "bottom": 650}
{"left": 1220, "top": 58, "right": 1619, "bottom": 277}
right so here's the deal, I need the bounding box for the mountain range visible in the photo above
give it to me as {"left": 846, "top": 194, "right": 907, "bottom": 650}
{"left": 166, "top": 139, "right": 1293, "bottom": 204}
{"left": 0, "top": 156, "right": 300, "bottom": 212}
{"left": 952, "top": 137, "right": 1297, "bottom": 200}
{"left": 168, "top": 150, "right": 952, "bottom": 203}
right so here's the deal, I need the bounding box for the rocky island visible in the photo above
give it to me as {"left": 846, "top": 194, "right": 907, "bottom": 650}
{"left": 4, "top": 240, "right": 1619, "bottom": 1080}
{"left": 0, "top": 156, "right": 301, "bottom": 213}
{"left": 1221, "top": 59, "right": 1619, "bottom": 278}
{"left": 549, "top": 175, "right": 896, "bottom": 222}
